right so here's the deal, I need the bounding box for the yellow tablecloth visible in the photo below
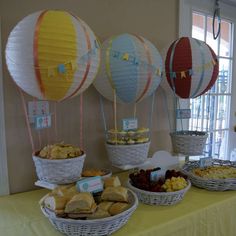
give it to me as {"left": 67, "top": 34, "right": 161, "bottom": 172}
{"left": 1, "top": 172, "right": 236, "bottom": 236}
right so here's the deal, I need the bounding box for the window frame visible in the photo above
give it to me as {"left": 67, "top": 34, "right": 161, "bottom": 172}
{"left": 0, "top": 19, "right": 9, "bottom": 196}
{"left": 178, "top": 0, "right": 236, "bottom": 159}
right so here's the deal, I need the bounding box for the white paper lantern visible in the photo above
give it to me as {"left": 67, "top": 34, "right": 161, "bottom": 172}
{"left": 5, "top": 10, "right": 101, "bottom": 101}
{"left": 93, "top": 33, "right": 162, "bottom": 104}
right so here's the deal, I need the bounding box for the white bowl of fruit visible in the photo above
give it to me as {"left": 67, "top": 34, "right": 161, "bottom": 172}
{"left": 126, "top": 168, "right": 191, "bottom": 205}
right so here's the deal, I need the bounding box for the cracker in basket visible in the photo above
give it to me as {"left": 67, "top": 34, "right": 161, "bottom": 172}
{"left": 38, "top": 143, "right": 82, "bottom": 159}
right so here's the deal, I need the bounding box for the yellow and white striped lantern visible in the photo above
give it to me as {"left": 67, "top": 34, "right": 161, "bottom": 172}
{"left": 5, "top": 10, "right": 101, "bottom": 101}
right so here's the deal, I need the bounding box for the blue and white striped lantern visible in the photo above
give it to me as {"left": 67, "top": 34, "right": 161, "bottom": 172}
{"left": 93, "top": 34, "right": 163, "bottom": 104}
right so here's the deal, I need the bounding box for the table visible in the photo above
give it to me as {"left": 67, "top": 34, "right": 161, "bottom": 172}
{"left": 1, "top": 172, "right": 236, "bottom": 236}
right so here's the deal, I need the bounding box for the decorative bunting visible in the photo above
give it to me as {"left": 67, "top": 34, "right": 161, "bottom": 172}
{"left": 47, "top": 68, "right": 55, "bottom": 77}
{"left": 58, "top": 64, "right": 66, "bottom": 74}
{"left": 180, "top": 71, "right": 186, "bottom": 78}
{"left": 122, "top": 53, "right": 129, "bottom": 61}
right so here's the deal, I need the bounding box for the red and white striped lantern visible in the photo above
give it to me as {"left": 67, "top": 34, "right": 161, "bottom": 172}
{"left": 165, "top": 37, "right": 219, "bottom": 98}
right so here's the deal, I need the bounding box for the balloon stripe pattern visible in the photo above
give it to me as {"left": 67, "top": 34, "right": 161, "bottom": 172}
{"left": 133, "top": 34, "right": 153, "bottom": 103}
{"left": 6, "top": 10, "right": 100, "bottom": 101}
{"left": 62, "top": 15, "right": 92, "bottom": 101}
{"left": 93, "top": 33, "right": 163, "bottom": 104}
{"left": 165, "top": 37, "right": 219, "bottom": 99}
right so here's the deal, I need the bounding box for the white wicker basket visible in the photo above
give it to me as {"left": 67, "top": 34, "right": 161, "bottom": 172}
{"left": 33, "top": 153, "right": 85, "bottom": 184}
{"left": 40, "top": 190, "right": 138, "bottom": 236}
{"left": 126, "top": 179, "right": 191, "bottom": 205}
{"left": 106, "top": 142, "right": 150, "bottom": 166}
{"left": 182, "top": 159, "right": 236, "bottom": 191}
{"left": 170, "top": 131, "right": 208, "bottom": 156}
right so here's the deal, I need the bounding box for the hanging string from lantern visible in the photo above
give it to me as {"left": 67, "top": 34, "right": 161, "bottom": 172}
{"left": 148, "top": 93, "right": 155, "bottom": 139}
{"left": 99, "top": 95, "right": 108, "bottom": 139}
{"left": 18, "top": 88, "right": 35, "bottom": 152}
{"left": 196, "top": 96, "right": 202, "bottom": 131}
{"left": 79, "top": 93, "right": 84, "bottom": 150}
{"left": 33, "top": 98, "right": 42, "bottom": 149}
{"left": 113, "top": 89, "right": 118, "bottom": 144}
{"left": 176, "top": 98, "right": 184, "bottom": 131}
{"left": 133, "top": 103, "right": 137, "bottom": 118}
{"left": 53, "top": 102, "right": 58, "bottom": 143}
{"left": 206, "top": 93, "right": 211, "bottom": 132}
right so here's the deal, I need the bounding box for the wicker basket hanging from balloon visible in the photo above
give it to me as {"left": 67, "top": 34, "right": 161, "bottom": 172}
{"left": 170, "top": 131, "right": 208, "bottom": 156}
{"left": 106, "top": 141, "right": 150, "bottom": 166}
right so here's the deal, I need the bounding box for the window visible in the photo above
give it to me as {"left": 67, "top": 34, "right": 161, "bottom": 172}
{"left": 189, "top": 12, "right": 234, "bottom": 159}
{"left": 179, "top": 0, "right": 236, "bottom": 160}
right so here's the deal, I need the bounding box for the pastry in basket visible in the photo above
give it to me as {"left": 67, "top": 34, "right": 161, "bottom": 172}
{"left": 104, "top": 176, "right": 121, "bottom": 188}
{"left": 108, "top": 202, "right": 130, "bottom": 216}
{"left": 43, "top": 195, "right": 68, "bottom": 217}
{"left": 87, "top": 208, "right": 111, "bottom": 219}
{"left": 52, "top": 185, "right": 78, "bottom": 200}
{"left": 193, "top": 166, "right": 236, "bottom": 179}
{"left": 65, "top": 192, "right": 96, "bottom": 213}
{"left": 101, "top": 186, "right": 128, "bottom": 202}
{"left": 97, "top": 201, "right": 114, "bottom": 211}
{"left": 82, "top": 169, "right": 106, "bottom": 177}
{"left": 38, "top": 143, "right": 82, "bottom": 159}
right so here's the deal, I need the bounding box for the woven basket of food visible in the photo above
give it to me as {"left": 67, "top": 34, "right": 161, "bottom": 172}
{"left": 33, "top": 143, "right": 85, "bottom": 184}
{"left": 40, "top": 176, "right": 138, "bottom": 236}
{"left": 126, "top": 168, "right": 191, "bottom": 205}
{"left": 170, "top": 131, "right": 208, "bottom": 156}
{"left": 182, "top": 159, "right": 236, "bottom": 191}
{"left": 106, "top": 128, "right": 150, "bottom": 166}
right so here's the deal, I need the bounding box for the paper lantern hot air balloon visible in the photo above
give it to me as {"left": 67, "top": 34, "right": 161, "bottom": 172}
{"left": 93, "top": 33, "right": 163, "bottom": 104}
{"left": 165, "top": 37, "right": 219, "bottom": 99}
{"left": 5, "top": 10, "right": 100, "bottom": 101}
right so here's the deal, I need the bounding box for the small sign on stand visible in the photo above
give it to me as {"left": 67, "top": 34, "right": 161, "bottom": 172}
{"left": 122, "top": 118, "right": 138, "bottom": 131}
{"left": 35, "top": 115, "right": 52, "bottom": 129}
{"left": 28, "top": 101, "right": 51, "bottom": 129}
{"left": 199, "top": 157, "right": 213, "bottom": 168}
{"left": 176, "top": 109, "right": 191, "bottom": 119}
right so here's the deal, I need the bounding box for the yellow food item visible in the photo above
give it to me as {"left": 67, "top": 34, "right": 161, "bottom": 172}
{"left": 82, "top": 169, "right": 106, "bottom": 177}
{"left": 193, "top": 166, "right": 236, "bottom": 179}
{"left": 38, "top": 143, "right": 82, "bottom": 159}
{"left": 162, "top": 177, "right": 188, "bottom": 192}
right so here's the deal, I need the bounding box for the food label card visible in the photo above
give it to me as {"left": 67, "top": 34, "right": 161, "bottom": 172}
{"left": 176, "top": 109, "right": 191, "bottom": 119}
{"left": 122, "top": 118, "right": 138, "bottom": 131}
{"left": 35, "top": 115, "right": 52, "bottom": 129}
{"left": 76, "top": 176, "right": 103, "bottom": 193}
{"left": 199, "top": 157, "right": 213, "bottom": 168}
{"left": 150, "top": 169, "right": 164, "bottom": 182}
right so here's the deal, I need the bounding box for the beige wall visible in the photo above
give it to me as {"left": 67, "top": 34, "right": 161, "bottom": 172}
{"left": 0, "top": 0, "right": 178, "bottom": 193}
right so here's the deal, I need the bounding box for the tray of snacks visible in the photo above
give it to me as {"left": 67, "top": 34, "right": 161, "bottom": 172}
{"left": 33, "top": 143, "right": 85, "bottom": 184}
{"left": 106, "top": 128, "right": 150, "bottom": 166}
{"left": 82, "top": 169, "right": 112, "bottom": 179}
{"left": 182, "top": 159, "right": 236, "bottom": 191}
{"left": 126, "top": 168, "right": 191, "bottom": 205}
{"left": 40, "top": 176, "right": 138, "bottom": 236}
